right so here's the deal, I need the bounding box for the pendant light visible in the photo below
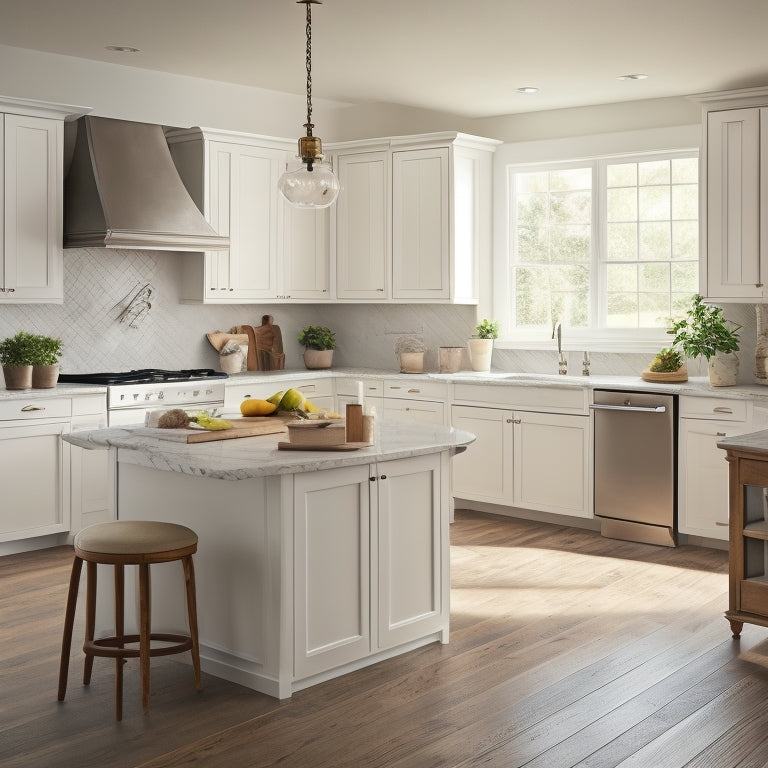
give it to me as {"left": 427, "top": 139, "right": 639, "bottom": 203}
{"left": 277, "top": 0, "right": 340, "bottom": 209}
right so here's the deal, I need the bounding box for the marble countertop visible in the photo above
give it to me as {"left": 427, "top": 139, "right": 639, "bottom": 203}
{"left": 0, "top": 382, "right": 106, "bottom": 401}
{"left": 64, "top": 420, "right": 475, "bottom": 481}
{"left": 5, "top": 367, "right": 768, "bottom": 403}
{"left": 718, "top": 429, "right": 768, "bottom": 456}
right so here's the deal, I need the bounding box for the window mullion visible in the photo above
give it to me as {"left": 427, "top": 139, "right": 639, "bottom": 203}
{"left": 595, "top": 160, "right": 605, "bottom": 329}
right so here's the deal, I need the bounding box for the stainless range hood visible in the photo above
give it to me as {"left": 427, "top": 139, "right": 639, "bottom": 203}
{"left": 63, "top": 116, "right": 229, "bottom": 251}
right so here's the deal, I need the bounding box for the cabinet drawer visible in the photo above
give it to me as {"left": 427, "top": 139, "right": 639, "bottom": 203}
{"left": 71, "top": 394, "right": 107, "bottom": 417}
{"left": 0, "top": 398, "right": 71, "bottom": 421}
{"left": 740, "top": 578, "right": 768, "bottom": 616}
{"left": 679, "top": 396, "right": 747, "bottom": 421}
{"left": 453, "top": 383, "right": 588, "bottom": 414}
{"left": 383, "top": 379, "right": 448, "bottom": 401}
{"left": 292, "top": 378, "right": 334, "bottom": 398}
{"left": 335, "top": 378, "right": 384, "bottom": 398}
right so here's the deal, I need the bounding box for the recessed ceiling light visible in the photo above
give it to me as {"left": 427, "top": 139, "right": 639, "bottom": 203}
{"left": 617, "top": 73, "right": 648, "bottom": 81}
{"left": 516, "top": 86, "right": 539, "bottom": 94}
{"left": 105, "top": 45, "right": 140, "bottom": 53}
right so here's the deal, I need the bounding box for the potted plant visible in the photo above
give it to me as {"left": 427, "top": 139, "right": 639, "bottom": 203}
{"left": 667, "top": 294, "right": 741, "bottom": 386}
{"left": 641, "top": 347, "right": 688, "bottom": 383}
{"left": 298, "top": 325, "right": 336, "bottom": 369}
{"left": 468, "top": 318, "right": 499, "bottom": 372}
{"left": 0, "top": 330, "right": 37, "bottom": 389}
{"left": 394, "top": 336, "right": 426, "bottom": 373}
{"left": 30, "top": 334, "right": 63, "bottom": 388}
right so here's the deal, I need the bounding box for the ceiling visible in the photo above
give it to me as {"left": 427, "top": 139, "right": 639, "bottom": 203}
{"left": 1, "top": 0, "right": 767, "bottom": 119}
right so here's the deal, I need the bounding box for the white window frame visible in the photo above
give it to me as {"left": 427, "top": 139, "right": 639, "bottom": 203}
{"left": 490, "top": 127, "right": 701, "bottom": 353}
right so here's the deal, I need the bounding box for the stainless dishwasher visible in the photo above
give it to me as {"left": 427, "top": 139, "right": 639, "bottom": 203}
{"left": 590, "top": 390, "right": 676, "bottom": 547}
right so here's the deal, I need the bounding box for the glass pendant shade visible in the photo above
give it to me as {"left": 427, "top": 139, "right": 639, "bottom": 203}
{"left": 278, "top": 160, "right": 340, "bottom": 209}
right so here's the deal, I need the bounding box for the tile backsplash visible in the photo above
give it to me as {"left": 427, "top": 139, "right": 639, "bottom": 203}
{"left": 0, "top": 249, "right": 760, "bottom": 384}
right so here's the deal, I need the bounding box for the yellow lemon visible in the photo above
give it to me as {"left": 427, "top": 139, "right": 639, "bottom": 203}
{"left": 240, "top": 398, "right": 278, "bottom": 416}
{"left": 304, "top": 399, "right": 319, "bottom": 413}
{"left": 266, "top": 390, "right": 284, "bottom": 406}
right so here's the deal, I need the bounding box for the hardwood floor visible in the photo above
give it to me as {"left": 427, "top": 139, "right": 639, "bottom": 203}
{"left": 3, "top": 510, "right": 768, "bottom": 767}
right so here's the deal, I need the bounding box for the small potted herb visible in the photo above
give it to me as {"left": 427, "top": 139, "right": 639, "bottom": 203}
{"left": 298, "top": 325, "right": 336, "bottom": 369}
{"left": 29, "top": 334, "right": 63, "bottom": 388}
{"left": 468, "top": 318, "right": 499, "bottom": 372}
{"left": 0, "top": 330, "right": 37, "bottom": 389}
{"left": 667, "top": 294, "right": 740, "bottom": 386}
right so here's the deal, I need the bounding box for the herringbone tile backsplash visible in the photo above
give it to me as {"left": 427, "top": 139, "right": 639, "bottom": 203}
{"left": 0, "top": 249, "right": 756, "bottom": 380}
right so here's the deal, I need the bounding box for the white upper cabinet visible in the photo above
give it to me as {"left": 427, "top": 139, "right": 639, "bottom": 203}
{"left": 0, "top": 98, "right": 85, "bottom": 303}
{"left": 332, "top": 132, "right": 499, "bottom": 304}
{"left": 168, "top": 127, "right": 331, "bottom": 303}
{"left": 693, "top": 88, "right": 768, "bottom": 301}
{"left": 333, "top": 149, "right": 390, "bottom": 299}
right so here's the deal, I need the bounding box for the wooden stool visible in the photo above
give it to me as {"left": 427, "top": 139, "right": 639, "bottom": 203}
{"left": 57, "top": 520, "right": 202, "bottom": 720}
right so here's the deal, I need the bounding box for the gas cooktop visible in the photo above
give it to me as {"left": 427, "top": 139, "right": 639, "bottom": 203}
{"left": 58, "top": 368, "right": 229, "bottom": 385}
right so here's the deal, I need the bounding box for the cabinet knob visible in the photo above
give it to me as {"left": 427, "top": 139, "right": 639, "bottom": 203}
{"left": 21, "top": 405, "right": 44, "bottom": 412}
{"left": 380, "top": 474, "right": 387, "bottom": 480}
{"left": 506, "top": 418, "right": 513, "bottom": 423}
{"left": 369, "top": 476, "right": 376, "bottom": 482}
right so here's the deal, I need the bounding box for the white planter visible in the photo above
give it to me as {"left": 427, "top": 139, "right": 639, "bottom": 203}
{"left": 708, "top": 352, "right": 738, "bottom": 387}
{"left": 468, "top": 338, "right": 493, "bottom": 372}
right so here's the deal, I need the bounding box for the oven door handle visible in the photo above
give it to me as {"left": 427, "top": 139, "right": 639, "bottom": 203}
{"left": 589, "top": 403, "right": 667, "bottom": 414}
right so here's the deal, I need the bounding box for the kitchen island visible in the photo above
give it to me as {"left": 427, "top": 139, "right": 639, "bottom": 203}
{"left": 65, "top": 421, "right": 473, "bottom": 698}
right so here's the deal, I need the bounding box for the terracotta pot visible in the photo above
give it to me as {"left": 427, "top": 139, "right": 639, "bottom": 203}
{"left": 303, "top": 349, "right": 334, "bottom": 369}
{"left": 468, "top": 338, "right": 493, "bottom": 372}
{"left": 2, "top": 364, "right": 33, "bottom": 390}
{"left": 708, "top": 352, "right": 738, "bottom": 387}
{"left": 32, "top": 363, "right": 60, "bottom": 389}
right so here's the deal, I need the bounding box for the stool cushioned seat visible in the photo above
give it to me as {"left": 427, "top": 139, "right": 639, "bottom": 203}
{"left": 75, "top": 521, "right": 198, "bottom": 556}
{"left": 58, "top": 520, "right": 202, "bottom": 720}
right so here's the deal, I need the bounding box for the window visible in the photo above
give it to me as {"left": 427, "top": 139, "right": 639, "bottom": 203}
{"left": 505, "top": 151, "right": 698, "bottom": 348}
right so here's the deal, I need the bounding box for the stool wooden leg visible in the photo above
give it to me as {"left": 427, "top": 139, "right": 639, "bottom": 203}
{"left": 83, "top": 561, "right": 97, "bottom": 686}
{"left": 139, "top": 563, "right": 151, "bottom": 713}
{"left": 114, "top": 563, "right": 125, "bottom": 721}
{"left": 58, "top": 556, "right": 83, "bottom": 702}
{"left": 182, "top": 555, "right": 202, "bottom": 691}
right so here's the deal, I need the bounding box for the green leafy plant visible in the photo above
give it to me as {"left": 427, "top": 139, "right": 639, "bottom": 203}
{"left": 297, "top": 325, "right": 336, "bottom": 351}
{"left": 0, "top": 331, "right": 38, "bottom": 367}
{"left": 29, "top": 335, "right": 63, "bottom": 366}
{"left": 649, "top": 347, "right": 684, "bottom": 373}
{"left": 474, "top": 319, "right": 499, "bottom": 339}
{"left": 667, "top": 294, "right": 740, "bottom": 360}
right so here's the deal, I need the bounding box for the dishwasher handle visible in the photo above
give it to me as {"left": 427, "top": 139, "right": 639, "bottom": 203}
{"left": 589, "top": 403, "right": 667, "bottom": 414}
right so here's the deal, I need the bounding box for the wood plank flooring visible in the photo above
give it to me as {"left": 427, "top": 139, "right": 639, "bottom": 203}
{"left": 3, "top": 510, "right": 768, "bottom": 767}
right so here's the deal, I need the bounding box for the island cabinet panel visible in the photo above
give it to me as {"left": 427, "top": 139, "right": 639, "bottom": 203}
{"left": 293, "top": 453, "right": 447, "bottom": 678}
{"left": 376, "top": 453, "right": 445, "bottom": 649}
{"left": 293, "top": 465, "right": 371, "bottom": 678}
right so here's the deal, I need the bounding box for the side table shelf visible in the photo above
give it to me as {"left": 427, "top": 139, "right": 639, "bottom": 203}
{"left": 720, "top": 447, "right": 768, "bottom": 638}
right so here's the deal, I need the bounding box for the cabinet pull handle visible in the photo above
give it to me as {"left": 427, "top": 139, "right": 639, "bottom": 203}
{"left": 716, "top": 521, "right": 729, "bottom": 526}
{"left": 757, "top": 283, "right": 764, "bottom": 288}
{"left": 713, "top": 407, "right": 733, "bottom": 414}
{"left": 716, "top": 432, "right": 727, "bottom": 437}
{"left": 407, "top": 388, "right": 421, "bottom": 393}
{"left": 21, "top": 405, "right": 44, "bottom": 412}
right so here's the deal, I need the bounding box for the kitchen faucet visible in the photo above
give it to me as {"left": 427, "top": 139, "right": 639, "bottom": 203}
{"left": 552, "top": 321, "right": 567, "bottom": 375}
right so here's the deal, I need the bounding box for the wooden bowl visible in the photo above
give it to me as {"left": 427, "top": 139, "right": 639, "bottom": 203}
{"left": 640, "top": 365, "right": 688, "bottom": 383}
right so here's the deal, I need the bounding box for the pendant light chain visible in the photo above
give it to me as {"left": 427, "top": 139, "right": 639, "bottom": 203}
{"left": 305, "top": 1, "right": 313, "bottom": 136}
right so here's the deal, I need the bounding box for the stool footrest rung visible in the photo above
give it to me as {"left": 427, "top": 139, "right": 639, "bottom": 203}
{"left": 84, "top": 633, "right": 193, "bottom": 659}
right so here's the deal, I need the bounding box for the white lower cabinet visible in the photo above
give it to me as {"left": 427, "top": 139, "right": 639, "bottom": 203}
{"left": 451, "top": 405, "right": 514, "bottom": 506}
{"left": 451, "top": 403, "right": 590, "bottom": 518}
{"left": 293, "top": 453, "right": 445, "bottom": 678}
{"left": 0, "top": 398, "right": 72, "bottom": 541}
{"left": 513, "top": 411, "right": 590, "bottom": 518}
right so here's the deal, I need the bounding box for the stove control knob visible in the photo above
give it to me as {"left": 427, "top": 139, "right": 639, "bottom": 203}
{"left": 193, "top": 390, "right": 200, "bottom": 397}
{"left": 158, "top": 392, "right": 165, "bottom": 400}
{"left": 133, "top": 394, "right": 139, "bottom": 401}
{"left": 145, "top": 393, "right": 152, "bottom": 401}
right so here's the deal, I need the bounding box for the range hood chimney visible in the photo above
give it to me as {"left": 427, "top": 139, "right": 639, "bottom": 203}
{"left": 63, "top": 116, "right": 229, "bottom": 251}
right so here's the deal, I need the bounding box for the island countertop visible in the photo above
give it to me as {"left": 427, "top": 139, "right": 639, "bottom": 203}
{"left": 64, "top": 420, "right": 475, "bottom": 480}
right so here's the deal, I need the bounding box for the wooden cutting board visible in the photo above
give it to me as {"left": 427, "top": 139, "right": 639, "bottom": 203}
{"left": 131, "top": 417, "right": 289, "bottom": 443}
{"left": 237, "top": 315, "right": 286, "bottom": 371}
